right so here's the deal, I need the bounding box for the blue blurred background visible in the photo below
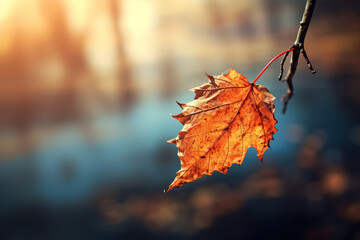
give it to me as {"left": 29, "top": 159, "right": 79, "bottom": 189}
{"left": 0, "top": 0, "right": 359, "bottom": 239}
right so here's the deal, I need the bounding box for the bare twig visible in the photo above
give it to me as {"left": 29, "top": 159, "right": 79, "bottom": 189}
{"left": 300, "top": 44, "right": 316, "bottom": 74}
{"left": 278, "top": 49, "right": 290, "bottom": 81}
{"left": 281, "top": 0, "right": 317, "bottom": 113}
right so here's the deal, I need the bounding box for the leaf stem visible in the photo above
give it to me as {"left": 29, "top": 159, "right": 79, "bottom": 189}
{"left": 252, "top": 48, "right": 294, "bottom": 84}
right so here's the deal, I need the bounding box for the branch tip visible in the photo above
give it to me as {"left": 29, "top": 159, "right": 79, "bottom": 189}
{"left": 300, "top": 45, "right": 316, "bottom": 74}
{"left": 278, "top": 51, "right": 290, "bottom": 81}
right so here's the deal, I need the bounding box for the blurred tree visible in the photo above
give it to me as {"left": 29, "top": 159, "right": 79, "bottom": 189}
{"left": 108, "top": 0, "right": 136, "bottom": 110}
{"left": 156, "top": 1, "right": 177, "bottom": 99}
{"left": 39, "top": 0, "right": 86, "bottom": 123}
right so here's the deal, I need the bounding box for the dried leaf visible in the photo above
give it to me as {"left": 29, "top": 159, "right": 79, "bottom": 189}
{"left": 167, "top": 69, "right": 277, "bottom": 191}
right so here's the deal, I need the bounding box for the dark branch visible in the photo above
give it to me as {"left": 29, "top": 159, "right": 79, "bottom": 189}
{"left": 281, "top": 0, "right": 317, "bottom": 113}
{"left": 278, "top": 49, "right": 290, "bottom": 81}
{"left": 300, "top": 44, "right": 316, "bottom": 74}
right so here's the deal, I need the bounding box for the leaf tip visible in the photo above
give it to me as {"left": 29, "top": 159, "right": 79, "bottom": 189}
{"left": 167, "top": 138, "right": 176, "bottom": 144}
{"left": 176, "top": 101, "right": 185, "bottom": 109}
{"left": 205, "top": 72, "right": 218, "bottom": 88}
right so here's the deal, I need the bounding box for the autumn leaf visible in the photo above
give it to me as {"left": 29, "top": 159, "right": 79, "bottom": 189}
{"left": 167, "top": 69, "right": 277, "bottom": 191}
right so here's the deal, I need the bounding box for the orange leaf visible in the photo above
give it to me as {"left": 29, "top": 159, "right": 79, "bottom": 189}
{"left": 167, "top": 69, "right": 277, "bottom": 191}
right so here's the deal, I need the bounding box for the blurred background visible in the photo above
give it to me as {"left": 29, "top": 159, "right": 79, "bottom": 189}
{"left": 0, "top": 0, "right": 359, "bottom": 239}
